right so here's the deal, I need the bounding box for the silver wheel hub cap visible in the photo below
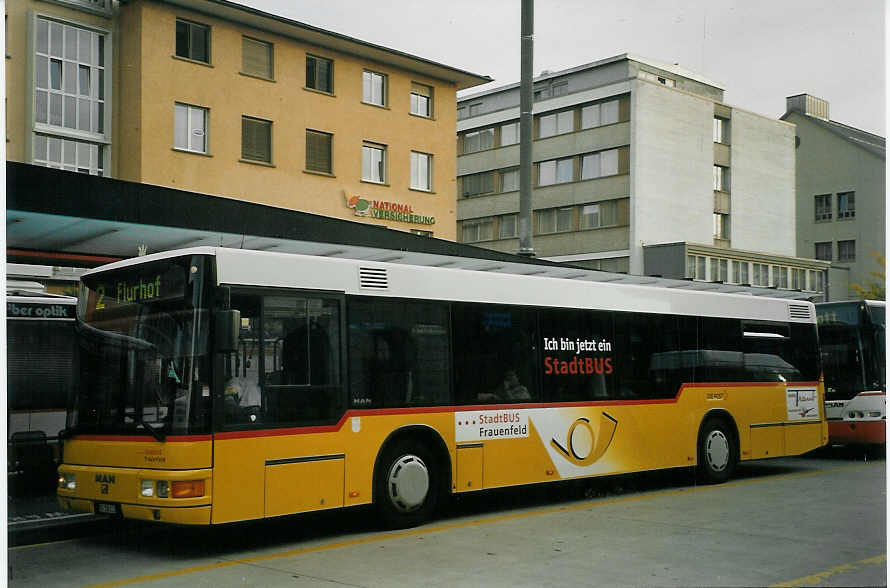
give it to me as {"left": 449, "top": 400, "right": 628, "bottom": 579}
{"left": 387, "top": 454, "right": 430, "bottom": 513}
{"left": 705, "top": 430, "right": 730, "bottom": 472}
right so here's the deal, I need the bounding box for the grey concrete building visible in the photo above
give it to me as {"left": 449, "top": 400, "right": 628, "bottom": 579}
{"left": 457, "top": 54, "right": 829, "bottom": 299}
{"left": 781, "top": 94, "right": 885, "bottom": 301}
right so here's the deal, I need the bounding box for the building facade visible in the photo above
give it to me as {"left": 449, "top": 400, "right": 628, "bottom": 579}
{"left": 7, "top": 0, "right": 490, "bottom": 240}
{"left": 456, "top": 54, "right": 828, "bottom": 298}
{"left": 781, "top": 94, "right": 886, "bottom": 301}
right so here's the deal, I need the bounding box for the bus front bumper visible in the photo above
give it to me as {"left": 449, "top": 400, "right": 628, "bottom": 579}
{"left": 58, "top": 496, "right": 212, "bottom": 524}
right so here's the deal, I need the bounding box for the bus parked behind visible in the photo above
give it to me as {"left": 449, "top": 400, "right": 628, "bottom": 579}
{"left": 817, "top": 300, "right": 885, "bottom": 445}
{"left": 8, "top": 290, "right": 78, "bottom": 493}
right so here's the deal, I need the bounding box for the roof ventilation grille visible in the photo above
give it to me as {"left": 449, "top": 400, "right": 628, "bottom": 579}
{"left": 359, "top": 267, "right": 389, "bottom": 290}
{"left": 788, "top": 303, "right": 812, "bottom": 320}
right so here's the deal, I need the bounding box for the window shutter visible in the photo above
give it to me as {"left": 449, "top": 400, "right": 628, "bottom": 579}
{"left": 242, "top": 117, "right": 270, "bottom": 162}
{"left": 306, "top": 131, "right": 332, "bottom": 173}
{"left": 242, "top": 37, "right": 272, "bottom": 78}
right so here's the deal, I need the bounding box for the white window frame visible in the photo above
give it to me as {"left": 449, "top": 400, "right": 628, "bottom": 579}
{"left": 42, "top": 0, "right": 112, "bottom": 17}
{"left": 174, "top": 102, "right": 208, "bottom": 154}
{"left": 362, "top": 142, "right": 386, "bottom": 184}
{"left": 410, "top": 83, "right": 432, "bottom": 118}
{"left": 500, "top": 121, "right": 519, "bottom": 146}
{"left": 499, "top": 214, "right": 518, "bottom": 239}
{"left": 500, "top": 168, "right": 519, "bottom": 193}
{"left": 29, "top": 12, "right": 112, "bottom": 174}
{"left": 362, "top": 70, "right": 387, "bottom": 106}
{"left": 410, "top": 151, "right": 432, "bottom": 191}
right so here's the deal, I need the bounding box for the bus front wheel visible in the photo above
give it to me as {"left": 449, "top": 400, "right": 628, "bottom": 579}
{"left": 697, "top": 418, "right": 737, "bottom": 484}
{"left": 374, "top": 439, "right": 440, "bottom": 528}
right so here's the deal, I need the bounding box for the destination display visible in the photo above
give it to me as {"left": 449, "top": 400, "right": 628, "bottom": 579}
{"left": 85, "top": 264, "right": 187, "bottom": 312}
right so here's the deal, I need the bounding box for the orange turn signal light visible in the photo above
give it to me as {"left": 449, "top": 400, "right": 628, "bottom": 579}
{"left": 171, "top": 480, "right": 205, "bottom": 498}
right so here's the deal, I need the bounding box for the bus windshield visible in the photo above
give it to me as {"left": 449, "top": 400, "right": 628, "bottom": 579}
{"left": 817, "top": 302, "right": 884, "bottom": 401}
{"left": 71, "top": 255, "right": 212, "bottom": 437}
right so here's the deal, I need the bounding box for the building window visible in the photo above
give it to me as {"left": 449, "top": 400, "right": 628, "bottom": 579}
{"left": 538, "top": 110, "right": 573, "bottom": 138}
{"left": 305, "top": 129, "right": 332, "bottom": 174}
{"left": 713, "top": 165, "right": 729, "bottom": 192}
{"left": 713, "top": 213, "right": 730, "bottom": 239}
{"left": 731, "top": 260, "right": 749, "bottom": 285}
{"left": 581, "top": 149, "right": 618, "bottom": 180}
{"left": 815, "top": 242, "right": 832, "bottom": 261}
{"left": 500, "top": 121, "right": 519, "bottom": 146}
{"left": 468, "top": 102, "right": 482, "bottom": 117}
{"left": 713, "top": 117, "right": 729, "bottom": 144}
{"left": 175, "top": 19, "right": 209, "bottom": 63}
{"left": 774, "top": 266, "right": 789, "bottom": 289}
{"left": 687, "top": 255, "right": 707, "bottom": 280}
{"left": 500, "top": 168, "right": 519, "bottom": 192}
{"left": 462, "top": 128, "right": 494, "bottom": 154}
{"left": 580, "top": 201, "right": 618, "bottom": 229}
{"left": 305, "top": 55, "right": 333, "bottom": 93}
{"left": 241, "top": 36, "right": 273, "bottom": 79}
{"left": 711, "top": 258, "right": 728, "bottom": 282}
{"left": 551, "top": 82, "right": 568, "bottom": 97}
{"left": 33, "top": 16, "right": 109, "bottom": 174}
{"left": 362, "top": 70, "right": 386, "bottom": 106}
{"left": 410, "top": 83, "right": 432, "bottom": 117}
{"left": 461, "top": 218, "right": 493, "bottom": 243}
{"left": 752, "top": 263, "right": 769, "bottom": 287}
{"left": 837, "top": 191, "right": 855, "bottom": 219}
{"left": 410, "top": 151, "right": 432, "bottom": 191}
{"left": 499, "top": 214, "right": 518, "bottom": 239}
{"left": 538, "top": 157, "right": 573, "bottom": 186}
{"left": 580, "top": 99, "right": 620, "bottom": 129}
{"left": 361, "top": 142, "right": 386, "bottom": 183}
{"left": 601, "top": 100, "right": 619, "bottom": 124}
{"left": 32, "top": 133, "right": 104, "bottom": 175}
{"left": 810, "top": 270, "right": 824, "bottom": 292}
{"left": 462, "top": 172, "right": 494, "bottom": 198}
{"left": 814, "top": 194, "right": 832, "bottom": 221}
{"left": 838, "top": 240, "right": 856, "bottom": 262}
{"left": 791, "top": 268, "right": 805, "bottom": 290}
{"left": 536, "top": 207, "right": 573, "bottom": 234}
{"left": 174, "top": 102, "right": 207, "bottom": 154}
{"left": 241, "top": 116, "right": 272, "bottom": 163}
{"left": 457, "top": 106, "right": 467, "bottom": 120}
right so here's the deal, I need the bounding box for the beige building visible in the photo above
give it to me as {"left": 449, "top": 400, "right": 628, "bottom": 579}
{"left": 7, "top": 0, "right": 490, "bottom": 240}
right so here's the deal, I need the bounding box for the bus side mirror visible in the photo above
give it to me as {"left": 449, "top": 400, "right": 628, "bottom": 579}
{"left": 215, "top": 310, "right": 241, "bottom": 353}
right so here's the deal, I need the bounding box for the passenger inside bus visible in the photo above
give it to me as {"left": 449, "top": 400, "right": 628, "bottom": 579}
{"left": 478, "top": 370, "right": 530, "bottom": 403}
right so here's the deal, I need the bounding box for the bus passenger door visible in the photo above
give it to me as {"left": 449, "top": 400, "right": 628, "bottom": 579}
{"left": 212, "top": 291, "right": 346, "bottom": 524}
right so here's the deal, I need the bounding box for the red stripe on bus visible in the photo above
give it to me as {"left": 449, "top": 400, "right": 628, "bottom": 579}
{"left": 858, "top": 392, "right": 886, "bottom": 397}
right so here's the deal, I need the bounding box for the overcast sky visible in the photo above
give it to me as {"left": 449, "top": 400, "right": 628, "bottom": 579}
{"left": 242, "top": 0, "right": 886, "bottom": 136}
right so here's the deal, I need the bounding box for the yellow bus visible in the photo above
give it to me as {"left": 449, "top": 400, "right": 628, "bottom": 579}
{"left": 58, "top": 248, "right": 827, "bottom": 528}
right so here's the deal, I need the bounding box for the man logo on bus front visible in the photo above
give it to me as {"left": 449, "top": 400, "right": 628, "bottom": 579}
{"left": 550, "top": 412, "right": 618, "bottom": 467}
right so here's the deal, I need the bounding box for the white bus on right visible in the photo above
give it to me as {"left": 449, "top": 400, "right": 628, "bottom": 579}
{"left": 817, "top": 300, "right": 886, "bottom": 445}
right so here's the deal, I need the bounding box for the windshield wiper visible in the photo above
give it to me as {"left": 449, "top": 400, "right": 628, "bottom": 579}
{"left": 136, "top": 418, "right": 166, "bottom": 442}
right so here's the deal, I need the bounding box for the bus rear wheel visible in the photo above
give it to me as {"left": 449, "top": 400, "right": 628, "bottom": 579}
{"left": 374, "top": 439, "right": 439, "bottom": 528}
{"left": 697, "top": 418, "right": 737, "bottom": 484}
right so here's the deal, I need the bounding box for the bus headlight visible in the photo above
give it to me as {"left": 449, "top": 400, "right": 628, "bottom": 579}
{"left": 157, "top": 481, "right": 169, "bottom": 498}
{"left": 171, "top": 480, "right": 204, "bottom": 498}
{"left": 141, "top": 480, "right": 154, "bottom": 497}
{"left": 868, "top": 411, "right": 882, "bottom": 418}
{"left": 59, "top": 473, "right": 76, "bottom": 490}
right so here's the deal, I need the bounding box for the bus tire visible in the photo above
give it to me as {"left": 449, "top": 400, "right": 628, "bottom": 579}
{"left": 374, "top": 439, "right": 439, "bottom": 529}
{"left": 697, "top": 417, "right": 737, "bottom": 484}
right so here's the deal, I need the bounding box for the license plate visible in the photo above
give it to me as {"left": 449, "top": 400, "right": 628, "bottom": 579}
{"left": 96, "top": 502, "right": 119, "bottom": 515}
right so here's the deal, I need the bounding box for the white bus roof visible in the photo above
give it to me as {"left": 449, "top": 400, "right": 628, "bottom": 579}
{"left": 83, "top": 247, "right": 816, "bottom": 324}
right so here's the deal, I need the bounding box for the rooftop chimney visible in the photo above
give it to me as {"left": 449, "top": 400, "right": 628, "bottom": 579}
{"left": 786, "top": 94, "right": 830, "bottom": 120}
